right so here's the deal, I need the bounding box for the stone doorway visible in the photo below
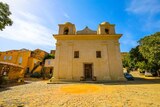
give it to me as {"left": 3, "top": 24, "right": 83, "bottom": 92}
{"left": 84, "top": 64, "right": 93, "bottom": 80}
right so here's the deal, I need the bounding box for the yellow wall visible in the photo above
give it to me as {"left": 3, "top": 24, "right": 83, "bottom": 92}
{"left": 8, "top": 69, "right": 24, "bottom": 80}
{"left": 0, "top": 50, "right": 19, "bottom": 64}
{"left": 0, "top": 50, "right": 31, "bottom": 64}
{"left": 33, "top": 65, "right": 42, "bottom": 73}
{"left": 16, "top": 51, "right": 31, "bottom": 70}
{"left": 27, "top": 57, "right": 40, "bottom": 72}
{"left": 0, "top": 50, "right": 40, "bottom": 73}
{"left": 0, "top": 49, "right": 45, "bottom": 74}
{"left": 0, "top": 64, "right": 24, "bottom": 81}
{"left": 0, "top": 50, "right": 31, "bottom": 69}
{"left": 31, "top": 49, "right": 48, "bottom": 60}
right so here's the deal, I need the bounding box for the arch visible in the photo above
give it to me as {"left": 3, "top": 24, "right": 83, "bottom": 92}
{"left": 105, "top": 28, "right": 109, "bottom": 34}
{"left": 63, "top": 27, "right": 69, "bottom": 35}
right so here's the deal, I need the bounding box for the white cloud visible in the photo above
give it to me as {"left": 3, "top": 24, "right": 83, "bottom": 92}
{"left": 126, "top": 0, "right": 160, "bottom": 15}
{"left": 0, "top": 13, "right": 56, "bottom": 46}
{"left": 64, "top": 13, "right": 70, "bottom": 19}
{"left": 0, "top": 0, "right": 56, "bottom": 47}
{"left": 126, "top": 0, "right": 160, "bottom": 31}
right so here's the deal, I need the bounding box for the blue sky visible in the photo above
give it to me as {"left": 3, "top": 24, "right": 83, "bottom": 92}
{"left": 0, "top": 0, "right": 160, "bottom": 53}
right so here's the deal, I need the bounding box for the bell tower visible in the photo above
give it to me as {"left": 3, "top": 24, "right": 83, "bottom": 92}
{"left": 97, "top": 22, "right": 115, "bottom": 35}
{"left": 58, "top": 22, "right": 76, "bottom": 35}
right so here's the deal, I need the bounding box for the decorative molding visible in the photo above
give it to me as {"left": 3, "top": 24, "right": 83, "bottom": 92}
{"left": 54, "top": 34, "right": 122, "bottom": 40}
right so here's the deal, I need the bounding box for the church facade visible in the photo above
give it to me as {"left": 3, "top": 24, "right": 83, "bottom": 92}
{"left": 52, "top": 22, "right": 125, "bottom": 81}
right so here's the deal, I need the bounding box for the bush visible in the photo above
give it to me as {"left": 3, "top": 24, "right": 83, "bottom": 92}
{"left": 0, "top": 76, "right": 9, "bottom": 85}
{"left": 30, "top": 72, "right": 41, "bottom": 78}
{"left": 45, "top": 73, "right": 52, "bottom": 79}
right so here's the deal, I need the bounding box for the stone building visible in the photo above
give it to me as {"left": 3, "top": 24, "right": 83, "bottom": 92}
{"left": 52, "top": 22, "right": 125, "bottom": 81}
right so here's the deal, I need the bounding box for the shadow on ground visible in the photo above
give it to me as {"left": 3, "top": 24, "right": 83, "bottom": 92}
{"left": 48, "top": 76, "right": 160, "bottom": 85}
{"left": 101, "top": 77, "right": 160, "bottom": 85}
{"left": 0, "top": 77, "right": 49, "bottom": 92}
{"left": 0, "top": 82, "right": 30, "bottom": 92}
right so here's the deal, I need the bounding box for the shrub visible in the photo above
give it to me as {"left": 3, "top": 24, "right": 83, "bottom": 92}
{"left": 0, "top": 76, "right": 9, "bottom": 85}
{"left": 45, "top": 73, "right": 52, "bottom": 79}
{"left": 30, "top": 72, "right": 41, "bottom": 78}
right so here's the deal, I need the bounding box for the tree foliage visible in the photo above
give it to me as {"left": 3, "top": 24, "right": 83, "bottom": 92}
{"left": 43, "top": 54, "right": 55, "bottom": 61}
{"left": 138, "top": 32, "right": 160, "bottom": 71}
{"left": 0, "top": 2, "right": 13, "bottom": 30}
{"left": 122, "top": 32, "right": 160, "bottom": 74}
{"left": 40, "top": 54, "right": 55, "bottom": 65}
{"left": 123, "top": 46, "right": 145, "bottom": 70}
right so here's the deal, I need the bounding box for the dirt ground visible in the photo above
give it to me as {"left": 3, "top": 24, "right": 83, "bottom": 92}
{"left": 0, "top": 71, "right": 160, "bottom": 107}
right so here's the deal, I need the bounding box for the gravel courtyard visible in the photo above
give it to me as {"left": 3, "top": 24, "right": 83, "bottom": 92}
{"left": 0, "top": 72, "right": 160, "bottom": 107}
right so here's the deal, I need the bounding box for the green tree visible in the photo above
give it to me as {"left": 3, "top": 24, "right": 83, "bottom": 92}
{"left": 122, "top": 53, "right": 133, "bottom": 72}
{"left": 122, "top": 46, "right": 145, "bottom": 71}
{"left": 122, "top": 32, "right": 160, "bottom": 76}
{"left": 0, "top": 2, "right": 13, "bottom": 30}
{"left": 138, "top": 32, "right": 160, "bottom": 72}
{"left": 42, "top": 54, "right": 55, "bottom": 62}
{"left": 129, "top": 46, "right": 146, "bottom": 69}
{"left": 123, "top": 54, "right": 132, "bottom": 68}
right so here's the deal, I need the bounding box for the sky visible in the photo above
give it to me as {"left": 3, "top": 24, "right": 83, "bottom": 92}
{"left": 0, "top": 0, "right": 160, "bottom": 53}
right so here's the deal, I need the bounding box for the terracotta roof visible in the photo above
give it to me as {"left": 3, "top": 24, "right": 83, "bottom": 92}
{"left": 0, "top": 61, "right": 24, "bottom": 68}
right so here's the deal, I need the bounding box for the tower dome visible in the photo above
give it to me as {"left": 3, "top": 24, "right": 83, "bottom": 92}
{"left": 64, "top": 22, "right": 72, "bottom": 25}
{"left": 100, "top": 22, "right": 110, "bottom": 25}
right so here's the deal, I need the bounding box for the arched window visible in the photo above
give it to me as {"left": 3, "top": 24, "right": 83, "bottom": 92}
{"left": 105, "top": 28, "right": 109, "bottom": 34}
{"left": 63, "top": 27, "right": 69, "bottom": 35}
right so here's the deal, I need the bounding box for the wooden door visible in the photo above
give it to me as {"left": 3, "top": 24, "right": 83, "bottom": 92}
{"left": 84, "top": 64, "right": 92, "bottom": 80}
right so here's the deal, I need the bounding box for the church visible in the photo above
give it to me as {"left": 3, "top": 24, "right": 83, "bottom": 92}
{"left": 52, "top": 22, "right": 125, "bottom": 81}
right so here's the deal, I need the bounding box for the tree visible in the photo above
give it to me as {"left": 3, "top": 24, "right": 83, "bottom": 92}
{"left": 129, "top": 46, "right": 146, "bottom": 70}
{"left": 42, "top": 54, "right": 55, "bottom": 63}
{"left": 123, "top": 54, "right": 132, "bottom": 69}
{"left": 138, "top": 32, "right": 160, "bottom": 74}
{"left": 122, "top": 46, "right": 145, "bottom": 71}
{"left": 0, "top": 2, "right": 13, "bottom": 30}
{"left": 122, "top": 32, "right": 160, "bottom": 76}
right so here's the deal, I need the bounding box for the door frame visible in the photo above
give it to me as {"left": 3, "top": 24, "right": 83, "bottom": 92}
{"left": 83, "top": 63, "right": 93, "bottom": 80}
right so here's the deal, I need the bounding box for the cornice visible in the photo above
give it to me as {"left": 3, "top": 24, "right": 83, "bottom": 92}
{"left": 53, "top": 34, "right": 122, "bottom": 40}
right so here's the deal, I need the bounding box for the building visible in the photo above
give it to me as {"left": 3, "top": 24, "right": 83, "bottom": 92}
{"left": 0, "top": 49, "right": 48, "bottom": 74}
{"left": 0, "top": 49, "right": 31, "bottom": 72}
{"left": 50, "top": 50, "right": 55, "bottom": 55}
{"left": 44, "top": 59, "right": 54, "bottom": 78}
{"left": 0, "top": 61, "right": 24, "bottom": 83}
{"left": 52, "top": 22, "right": 125, "bottom": 81}
{"left": 31, "top": 49, "right": 48, "bottom": 60}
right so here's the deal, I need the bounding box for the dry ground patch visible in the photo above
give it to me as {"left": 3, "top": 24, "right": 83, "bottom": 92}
{"left": 0, "top": 74, "right": 160, "bottom": 107}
